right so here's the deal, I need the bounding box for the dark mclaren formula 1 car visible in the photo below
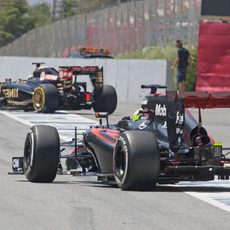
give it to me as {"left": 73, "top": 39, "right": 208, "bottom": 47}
{"left": 0, "top": 63, "right": 117, "bottom": 114}
{"left": 10, "top": 85, "right": 230, "bottom": 190}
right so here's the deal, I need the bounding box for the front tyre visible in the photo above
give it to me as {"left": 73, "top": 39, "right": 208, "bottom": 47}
{"left": 23, "top": 125, "right": 60, "bottom": 183}
{"left": 113, "top": 131, "right": 160, "bottom": 191}
{"left": 33, "top": 84, "right": 59, "bottom": 113}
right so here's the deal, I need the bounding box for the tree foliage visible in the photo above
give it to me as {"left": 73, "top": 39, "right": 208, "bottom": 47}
{"left": 63, "top": 0, "right": 76, "bottom": 18}
{"left": 0, "top": 0, "right": 30, "bottom": 46}
{"left": 64, "top": 0, "right": 123, "bottom": 15}
{"left": 77, "top": 0, "right": 115, "bottom": 13}
{"left": 0, "top": 0, "right": 51, "bottom": 47}
{"left": 28, "top": 3, "right": 51, "bottom": 28}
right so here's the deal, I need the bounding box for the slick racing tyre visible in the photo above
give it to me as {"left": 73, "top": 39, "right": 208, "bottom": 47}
{"left": 113, "top": 131, "right": 160, "bottom": 191}
{"left": 23, "top": 125, "right": 60, "bottom": 183}
{"left": 93, "top": 85, "right": 117, "bottom": 114}
{"left": 33, "top": 84, "right": 59, "bottom": 113}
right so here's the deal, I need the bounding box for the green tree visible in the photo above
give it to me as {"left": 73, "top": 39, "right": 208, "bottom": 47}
{"left": 64, "top": 0, "right": 76, "bottom": 18}
{"left": 28, "top": 3, "right": 51, "bottom": 28}
{"left": 0, "top": 0, "right": 51, "bottom": 47}
{"left": 0, "top": 0, "right": 32, "bottom": 46}
{"left": 64, "top": 0, "right": 116, "bottom": 15}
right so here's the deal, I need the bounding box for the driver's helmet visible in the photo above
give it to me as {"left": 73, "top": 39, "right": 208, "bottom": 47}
{"left": 132, "top": 99, "right": 150, "bottom": 121}
{"left": 33, "top": 70, "right": 41, "bottom": 78}
{"left": 140, "top": 99, "right": 148, "bottom": 109}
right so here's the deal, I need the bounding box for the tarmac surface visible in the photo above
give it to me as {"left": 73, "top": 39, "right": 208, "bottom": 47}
{"left": 0, "top": 102, "right": 230, "bottom": 230}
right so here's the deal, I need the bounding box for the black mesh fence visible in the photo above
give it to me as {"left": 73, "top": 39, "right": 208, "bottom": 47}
{"left": 0, "top": 0, "right": 202, "bottom": 57}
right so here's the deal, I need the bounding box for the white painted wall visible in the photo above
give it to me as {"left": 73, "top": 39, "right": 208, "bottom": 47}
{"left": 0, "top": 56, "right": 175, "bottom": 103}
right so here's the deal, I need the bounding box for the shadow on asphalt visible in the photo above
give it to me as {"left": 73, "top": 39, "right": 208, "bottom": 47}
{"left": 63, "top": 180, "right": 230, "bottom": 192}
{"left": 55, "top": 180, "right": 230, "bottom": 192}
{"left": 14, "top": 178, "right": 230, "bottom": 192}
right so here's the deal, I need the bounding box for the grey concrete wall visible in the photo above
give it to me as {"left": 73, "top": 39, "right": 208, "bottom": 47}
{"left": 0, "top": 56, "right": 175, "bottom": 103}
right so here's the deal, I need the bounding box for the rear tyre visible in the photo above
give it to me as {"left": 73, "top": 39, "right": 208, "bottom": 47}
{"left": 23, "top": 125, "right": 60, "bottom": 183}
{"left": 113, "top": 131, "right": 160, "bottom": 191}
{"left": 93, "top": 85, "right": 117, "bottom": 114}
{"left": 33, "top": 84, "right": 59, "bottom": 113}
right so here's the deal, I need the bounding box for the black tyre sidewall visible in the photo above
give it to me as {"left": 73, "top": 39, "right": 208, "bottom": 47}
{"left": 33, "top": 84, "right": 59, "bottom": 113}
{"left": 113, "top": 131, "right": 160, "bottom": 190}
{"left": 24, "top": 125, "right": 60, "bottom": 183}
{"left": 93, "top": 85, "right": 117, "bottom": 114}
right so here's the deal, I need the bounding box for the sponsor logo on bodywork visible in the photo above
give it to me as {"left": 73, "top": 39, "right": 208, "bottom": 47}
{"left": 2, "top": 88, "right": 19, "bottom": 98}
{"left": 176, "top": 111, "right": 184, "bottom": 125}
{"left": 40, "top": 72, "right": 58, "bottom": 81}
{"left": 139, "top": 120, "right": 150, "bottom": 129}
{"left": 155, "top": 104, "right": 166, "bottom": 116}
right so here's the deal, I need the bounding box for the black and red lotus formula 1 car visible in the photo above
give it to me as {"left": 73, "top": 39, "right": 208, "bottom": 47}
{"left": 0, "top": 63, "right": 117, "bottom": 114}
{"left": 11, "top": 85, "right": 230, "bottom": 190}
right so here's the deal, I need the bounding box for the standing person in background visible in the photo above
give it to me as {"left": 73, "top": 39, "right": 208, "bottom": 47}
{"left": 171, "top": 40, "right": 192, "bottom": 92}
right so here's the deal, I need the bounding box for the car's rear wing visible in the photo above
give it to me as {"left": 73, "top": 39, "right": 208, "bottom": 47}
{"left": 58, "top": 66, "right": 103, "bottom": 88}
{"left": 178, "top": 91, "right": 230, "bottom": 109}
{"left": 59, "top": 66, "right": 100, "bottom": 74}
{"left": 141, "top": 84, "right": 166, "bottom": 94}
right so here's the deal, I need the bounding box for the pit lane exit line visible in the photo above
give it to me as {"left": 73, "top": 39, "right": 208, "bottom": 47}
{"left": 187, "top": 192, "right": 230, "bottom": 212}
{"left": 1, "top": 110, "right": 230, "bottom": 213}
{"left": 0, "top": 110, "right": 97, "bottom": 141}
{"left": 168, "top": 180, "right": 230, "bottom": 212}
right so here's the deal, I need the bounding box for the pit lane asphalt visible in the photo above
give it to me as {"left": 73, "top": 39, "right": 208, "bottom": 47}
{"left": 0, "top": 103, "right": 230, "bottom": 230}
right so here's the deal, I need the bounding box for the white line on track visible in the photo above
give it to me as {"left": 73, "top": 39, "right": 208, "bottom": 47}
{"left": 1, "top": 110, "right": 230, "bottom": 212}
{"left": 168, "top": 180, "right": 230, "bottom": 212}
{"left": 187, "top": 192, "right": 230, "bottom": 212}
{"left": 0, "top": 110, "right": 96, "bottom": 141}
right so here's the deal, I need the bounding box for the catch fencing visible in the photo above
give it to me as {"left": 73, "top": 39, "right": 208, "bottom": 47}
{"left": 0, "top": 0, "right": 201, "bottom": 57}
